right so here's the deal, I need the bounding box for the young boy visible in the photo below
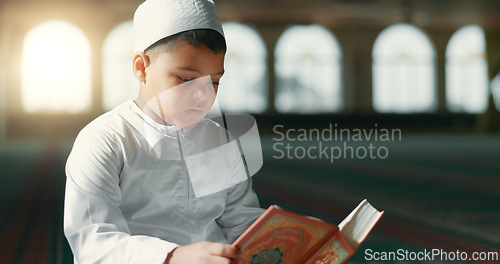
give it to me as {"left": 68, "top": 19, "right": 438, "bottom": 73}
{"left": 64, "top": 0, "right": 264, "bottom": 263}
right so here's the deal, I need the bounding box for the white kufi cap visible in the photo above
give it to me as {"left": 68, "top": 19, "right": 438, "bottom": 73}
{"left": 133, "top": 0, "right": 224, "bottom": 53}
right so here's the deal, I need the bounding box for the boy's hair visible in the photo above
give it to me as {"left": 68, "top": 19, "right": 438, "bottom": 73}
{"left": 145, "top": 29, "right": 226, "bottom": 60}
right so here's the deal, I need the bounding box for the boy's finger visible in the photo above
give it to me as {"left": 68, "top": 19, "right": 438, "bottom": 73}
{"left": 210, "top": 244, "right": 240, "bottom": 258}
{"left": 208, "top": 255, "right": 232, "bottom": 264}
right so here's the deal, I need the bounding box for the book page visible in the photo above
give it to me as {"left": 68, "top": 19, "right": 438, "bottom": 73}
{"left": 338, "top": 199, "right": 384, "bottom": 249}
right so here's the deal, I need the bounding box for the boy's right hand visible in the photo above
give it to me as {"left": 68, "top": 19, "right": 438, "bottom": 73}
{"left": 165, "top": 241, "right": 240, "bottom": 264}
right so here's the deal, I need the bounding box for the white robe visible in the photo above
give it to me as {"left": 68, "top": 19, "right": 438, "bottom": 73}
{"left": 64, "top": 100, "right": 264, "bottom": 263}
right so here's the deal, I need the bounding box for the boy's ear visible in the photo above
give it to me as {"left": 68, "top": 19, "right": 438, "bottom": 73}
{"left": 133, "top": 52, "right": 150, "bottom": 83}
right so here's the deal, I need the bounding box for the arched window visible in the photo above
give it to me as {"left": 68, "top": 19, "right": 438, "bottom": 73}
{"left": 22, "top": 20, "right": 91, "bottom": 113}
{"left": 274, "top": 24, "right": 342, "bottom": 113}
{"left": 218, "top": 22, "right": 267, "bottom": 113}
{"left": 372, "top": 23, "right": 436, "bottom": 113}
{"left": 445, "top": 25, "right": 488, "bottom": 113}
{"left": 492, "top": 73, "right": 500, "bottom": 111}
{"left": 102, "top": 21, "right": 137, "bottom": 111}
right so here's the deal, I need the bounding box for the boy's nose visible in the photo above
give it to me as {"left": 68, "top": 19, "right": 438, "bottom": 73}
{"left": 192, "top": 85, "right": 207, "bottom": 101}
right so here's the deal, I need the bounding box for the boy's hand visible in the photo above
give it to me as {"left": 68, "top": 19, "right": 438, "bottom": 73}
{"left": 165, "top": 241, "right": 240, "bottom": 264}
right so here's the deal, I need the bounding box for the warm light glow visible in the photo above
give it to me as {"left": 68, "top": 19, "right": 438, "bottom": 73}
{"left": 219, "top": 22, "right": 267, "bottom": 113}
{"left": 372, "top": 23, "right": 436, "bottom": 113}
{"left": 22, "top": 20, "right": 91, "bottom": 113}
{"left": 102, "top": 20, "right": 137, "bottom": 111}
{"left": 492, "top": 73, "right": 500, "bottom": 111}
{"left": 274, "top": 24, "right": 342, "bottom": 113}
{"left": 445, "top": 25, "right": 488, "bottom": 113}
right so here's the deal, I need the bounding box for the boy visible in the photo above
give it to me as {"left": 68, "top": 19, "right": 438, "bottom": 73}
{"left": 64, "top": 0, "right": 264, "bottom": 263}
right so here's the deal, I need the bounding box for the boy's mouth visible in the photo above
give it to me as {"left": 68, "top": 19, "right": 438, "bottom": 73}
{"left": 185, "top": 108, "right": 203, "bottom": 116}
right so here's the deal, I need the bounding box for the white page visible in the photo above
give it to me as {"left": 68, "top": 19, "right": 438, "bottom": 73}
{"left": 338, "top": 199, "right": 383, "bottom": 249}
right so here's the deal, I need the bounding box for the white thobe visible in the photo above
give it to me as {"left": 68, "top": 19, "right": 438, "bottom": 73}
{"left": 64, "top": 100, "right": 264, "bottom": 264}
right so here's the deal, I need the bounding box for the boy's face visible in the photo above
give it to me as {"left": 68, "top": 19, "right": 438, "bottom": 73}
{"left": 141, "top": 42, "right": 225, "bottom": 129}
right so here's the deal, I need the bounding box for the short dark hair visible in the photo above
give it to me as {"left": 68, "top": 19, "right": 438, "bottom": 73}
{"left": 145, "top": 29, "right": 226, "bottom": 60}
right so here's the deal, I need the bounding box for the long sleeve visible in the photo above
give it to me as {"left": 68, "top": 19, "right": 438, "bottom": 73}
{"left": 216, "top": 177, "right": 265, "bottom": 243}
{"left": 64, "top": 127, "right": 178, "bottom": 264}
{"left": 214, "top": 138, "right": 265, "bottom": 243}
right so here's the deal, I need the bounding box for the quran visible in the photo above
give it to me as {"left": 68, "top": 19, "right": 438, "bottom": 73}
{"left": 233, "top": 199, "right": 383, "bottom": 264}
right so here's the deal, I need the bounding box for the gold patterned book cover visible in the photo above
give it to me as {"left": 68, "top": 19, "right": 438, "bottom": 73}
{"left": 233, "top": 199, "right": 383, "bottom": 264}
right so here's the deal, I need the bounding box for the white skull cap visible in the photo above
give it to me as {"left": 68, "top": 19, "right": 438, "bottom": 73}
{"left": 133, "top": 0, "right": 225, "bottom": 53}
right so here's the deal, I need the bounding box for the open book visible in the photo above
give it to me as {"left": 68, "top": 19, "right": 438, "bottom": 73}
{"left": 233, "top": 199, "right": 383, "bottom": 264}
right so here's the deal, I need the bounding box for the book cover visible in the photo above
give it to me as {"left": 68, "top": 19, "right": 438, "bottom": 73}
{"left": 233, "top": 199, "right": 383, "bottom": 264}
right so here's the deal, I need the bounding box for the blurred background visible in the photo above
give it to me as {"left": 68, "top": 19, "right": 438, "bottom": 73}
{"left": 0, "top": 0, "right": 499, "bottom": 263}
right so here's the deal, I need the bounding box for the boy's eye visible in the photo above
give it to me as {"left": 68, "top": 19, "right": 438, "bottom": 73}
{"left": 179, "top": 77, "right": 220, "bottom": 87}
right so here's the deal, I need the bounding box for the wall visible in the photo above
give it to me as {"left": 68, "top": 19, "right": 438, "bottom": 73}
{"left": 0, "top": 0, "right": 499, "bottom": 137}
